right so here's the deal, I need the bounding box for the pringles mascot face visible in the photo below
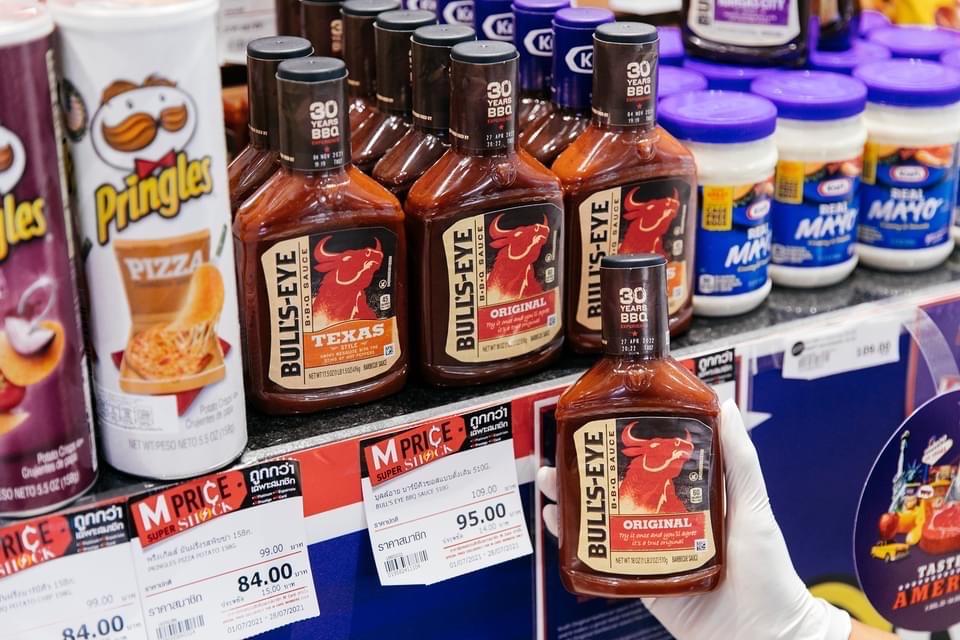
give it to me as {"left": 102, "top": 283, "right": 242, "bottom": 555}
{"left": 91, "top": 75, "right": 197, "bottom": 174}
{"left": 0, "top": 126, "right": 26, "bottom": 195}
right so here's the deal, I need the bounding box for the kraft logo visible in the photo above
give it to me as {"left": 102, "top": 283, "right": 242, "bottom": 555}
{"left": 523, "top": 28, "right": 553, "bottom": 57}
{"left": 817, "top": 177, "right": 852, "bottom": 197}
{"left": 482, "top": 12, "right": 513, "bottom": 40}
{"left": 442, "top": 0, "right": 473, "bottom": 24}
{"left": 746, "top": 198, "right": 770, "bottom": 220}
{"left": 565, "top": 45, "right": 594, "bottom": 74}
{"left": 891, "top": 165, "right": 929, "bottom": 183}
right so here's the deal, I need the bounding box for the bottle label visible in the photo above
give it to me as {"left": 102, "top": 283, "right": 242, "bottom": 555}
{"left": 772, "top": 157, "right": 861, "bottom": 267}
{"left": 442, "top": 203, "right": 562, "bottom": 363}
{"left": 695, "top": 179, "right": 773, "bottom": 297}
{"left": 858, "top": 143, "right": 957, "bottom": 251}
{"left": 278, "top": 75, "right": 350, "bottom": 171}
{"left": 574, "top": 416, "right": 716, "bottom": 575}
{"left": 576, "top": 178, "right": 692, "bottom": 331}
{"left": 591, "top": 39, "right": 656, "bottom": 128}
{"left": 687, "top": 0, "right": 801, "bottom": 47}
{"left": 261, "top": 227, "right": 401, "bottom": 389}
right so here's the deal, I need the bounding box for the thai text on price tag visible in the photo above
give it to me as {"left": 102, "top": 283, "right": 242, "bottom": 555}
{"left": 127, "top": 460, "right": 319, "bottom": 640}
{"left": 360, "top": 402, "right": 533, "bottom": 586}
{"left": 0, "top": 500, "right": 148, "bottom": 640}
{"left": 782, "top": 317, "right": 901, "bottom": 380}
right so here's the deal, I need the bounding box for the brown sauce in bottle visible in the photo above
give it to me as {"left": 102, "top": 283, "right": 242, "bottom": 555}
{"left": 341, "top": 0, "right": 400, "bottom": 132}
{"left": 351, "top": 9, "right": 436, "bottom": 174}
{"left": 555, "top": 254, "right": 724, "bottom": 598}
{"left": 372, "top": 24, "right": 476, "bottom": 200}
{"left": 228, "top": 36, "right": 313, "bottom": 216}
{"left": 405, "top": 40, "right": 564, "bottom": 386}
{"left": 234, "top": 57, "right": 407, "bottom": 414}
{"left": 553, "top": 23, "right": 696, "bottom": 354}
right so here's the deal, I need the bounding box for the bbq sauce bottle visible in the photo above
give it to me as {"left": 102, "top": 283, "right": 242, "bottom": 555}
{"left": 553, "top": 23, "right": 696, "bottom": 353}
{"left": 405, "top": 41, "right": 564, "bottom": 386}
{"left": 372, "top": 24, "right": 476, "bottom": 200}
{"left": 555, "top": 254, "right": 723, "bottom": 598}
{"left": 277, "top": 0, "right": 303, "bottom": 35}
{"left": 302, "top": 0, "right": 344, "bottom": 57}
{"left": 228, "top": 36, "right": 313, "bottom": 216}
{"left": 519, "top": 7, "right": 613, "bottom": 166}
{"left": 513, "top": 0, "right": 568, "bottom": 128}
{"left": 352, "top": 9, "right": 437, "bottom": 173}
{"left": 234, "top": 57, "right": 407, "bottom": 414}
{"left": 342, "top": 0, "right": 400, "bottom": 131}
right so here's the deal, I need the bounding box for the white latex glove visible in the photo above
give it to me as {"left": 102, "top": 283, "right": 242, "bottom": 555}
{"left": 537, "top": 399, "right": 852, "bottom": 640}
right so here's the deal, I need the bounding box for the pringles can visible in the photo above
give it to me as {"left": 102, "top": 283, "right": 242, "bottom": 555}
{"left": 0, "top": 1, "right": 98, "bottom": 516}
{"left": 50, "top": 0, "right": 247, "bottom": 479}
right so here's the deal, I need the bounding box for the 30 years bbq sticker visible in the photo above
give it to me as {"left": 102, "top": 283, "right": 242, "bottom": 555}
{"left": 855, "top": 389, "right": 960, "bottom": 631}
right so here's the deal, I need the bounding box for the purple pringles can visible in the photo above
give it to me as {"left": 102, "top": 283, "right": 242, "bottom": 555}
{"left": 0, "top": 1, "right": 97, "bottom": 516}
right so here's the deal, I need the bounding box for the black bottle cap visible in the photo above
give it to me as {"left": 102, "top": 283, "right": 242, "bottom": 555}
{"left": 413, "top": 23, "right": 475, "bottom": 45}
{"left": 342, "top": 0, "right": 400, "bottom": 16}
{"left": 451, "top": 39, "right": 517, "bottom": 63}
{"left": 248, "top": 36, "right": 314, "bottom": 60}
{"left": 600, "top": 252, "right": 670, "bottom": 358}
{"left": 595, "top": 22, "right": 659, "bottom": 44}
{"left": 278, "top": 56, "right": 347, "bottom": 82}
{"left": 601, "top": 254, "right": 667, "bottom": 269}
{"left": 377, "top": 9, "right": 436, "bottom": 29}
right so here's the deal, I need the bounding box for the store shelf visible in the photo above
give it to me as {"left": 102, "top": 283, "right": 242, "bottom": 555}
{"left": 82, "top": 254, "right": 960, "bottom": 499}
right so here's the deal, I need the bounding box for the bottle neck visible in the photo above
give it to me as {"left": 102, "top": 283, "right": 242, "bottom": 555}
{"left": 412, "top": 41, "right": 454, "bottom": 134}
{"left": 449, "top": 56, "right": 519, "bottom": 156}
{"left": 591, "top": 37, "right": 658, "bottom": 132}
{"left": 375, "top": 25, "right": 416, "bottom": 115}
{"left": 343, "top": 14, "right": 376, "bottom": 100}
{"left": 278, "top": 76, "right": 352, "bottom": 172}
{"left": 600, "top": 264, "right": 670, "bottom": 359}
{"left": 247, "top": 56, "right": 283, "bottom": 151}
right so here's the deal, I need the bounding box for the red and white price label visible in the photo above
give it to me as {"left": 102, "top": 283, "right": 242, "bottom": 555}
{"left": 360, "top": 403, "right": 532, "bottom": 586}
{"left": 127, "top": 460, "right": 319, "bottom": 640}
{"left": 0, "top": 501, "right": 148, "bottom": 640}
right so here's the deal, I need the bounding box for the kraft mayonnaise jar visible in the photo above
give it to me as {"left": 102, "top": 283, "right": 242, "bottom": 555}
{"left": 659, "top": 90, "right": 777, "bottom": 317}
{"left": 751, "top": 70, "right": 868, "bottom": 288}
{"left": 853, "top": 59, "right": 960, "bottom": 272}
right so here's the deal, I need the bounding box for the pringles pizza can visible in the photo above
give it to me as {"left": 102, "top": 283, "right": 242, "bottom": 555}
{"left": 50, "top": 0, "right": 247, "bottom": 479}
{"left": 0, "top": 1, "right": 98, "bottom": 516}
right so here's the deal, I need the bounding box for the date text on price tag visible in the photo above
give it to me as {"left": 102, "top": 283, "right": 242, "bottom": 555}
{"left": 127, "top": 460, "right": 319, "bottom": 640}
{"left": 782, "top": 318, "right": 901, "bottom": 380}
{"left": 360, "top": 403, "right": 532, "bottom": 586}
{"left": 0, "top": 500, "right": 148, "bottom": 640}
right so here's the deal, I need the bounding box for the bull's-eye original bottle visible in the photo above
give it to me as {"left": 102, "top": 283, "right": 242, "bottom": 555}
{"left": 405, "top": 41, "right": 564, "bottom": 386}
{"left": 512, "top": 0, "right": 569, "bottom": 128}
{"left": 555, "top": 254, "right": 724, "bottom": 598}
{"left": 234, "top": 57, "right": 408, "bottom": 413}
{"left": 553, "top": 23, "right": 697, "bottom": 353}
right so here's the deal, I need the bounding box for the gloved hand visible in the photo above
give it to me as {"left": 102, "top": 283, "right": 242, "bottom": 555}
{"left": 537, "top": 399, "right": 853, "bottom": 640}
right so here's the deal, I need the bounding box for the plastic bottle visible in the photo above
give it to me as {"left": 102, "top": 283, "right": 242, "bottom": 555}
{"left": 658, "top": 66, "right": 708, "bottom": 101}
{"left": 853, "top": 60, "right": 960, "bottom": 271}
{"left": 751, "top": 70, "right": 868, "bottom": 287}
{"left": 658, "top": 25, "right": 685, "bottom": 67}
{"left": 867, "top": 26, "right": 960, "bottom": 61}
{"left": 474, "top": 0, "right": 512, "bottom": 40}
{"left": 808, "top": 40, "right": 890, "bottom": 76}
{"left": 683, "top": 57, "right": 772, "bottom": 91}
{"left": 513, "top": 0, "right": 569, "bottom": 127}
{"left": 659, "top": 91, "right": 777, "bottom": 316}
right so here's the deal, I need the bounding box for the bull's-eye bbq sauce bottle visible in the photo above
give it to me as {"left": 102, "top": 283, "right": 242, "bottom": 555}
{"left": 372, "top": 24, "right": 476, "bottom": 200}
{"left": 512, "top": 0, "right": 569, "bottom": 128}
{"left": 234, "top": 57, "right": 407, "bottom": 414}
{"left": 405, "top": 41, "right": 564, "bottom": 386}
{"left": 553, "top": 23, "right": 697, "bottom": 354}
{"left": 342, "top": 0, "right": 400, "bottom": 132}
{"left": 228, "top": 36, "right": 313, "bottom": 215}
{"left": 352, "top": 9, "right": 437, "bottom": 173}
{"left": 519, "top": 7, "right": 614, "bottom": 166}
{"left": 302, "top": 0, "right": 345, "bottom": 57}
{"left": 555, "top": 254, "right": 724, "bottom": 598}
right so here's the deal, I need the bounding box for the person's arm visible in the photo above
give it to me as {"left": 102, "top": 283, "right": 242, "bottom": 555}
{"left": 851, "top": 620, "right": 899, "bottom": 640}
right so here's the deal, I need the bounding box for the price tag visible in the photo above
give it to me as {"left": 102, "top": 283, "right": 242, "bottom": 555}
{"left": 781, "top": 318, "right": 901, "bottom": 381}
{"left": 360, "top": 403, "right": 532, "bottom": 586}
{"left": 218, "top": 0, "right": 276, "bottom": 65}
{"left": 127, "top": 460, "right": 319, "bottom": 640}
{"left": 0, "top": 501, "right": 148, "bottom": 640}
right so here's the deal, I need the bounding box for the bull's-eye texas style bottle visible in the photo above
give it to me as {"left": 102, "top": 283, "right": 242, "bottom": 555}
{"left": 553, "top": 23, "right": 697, "bottom": 353}
{"left": 555, "top": 254, "right": 724, "bottom": 598}
{"left": 234, "top": 57, "right": 407, "bottom": 414}
{"left": 405, "top": 41, "right": 564, "bottom": 386}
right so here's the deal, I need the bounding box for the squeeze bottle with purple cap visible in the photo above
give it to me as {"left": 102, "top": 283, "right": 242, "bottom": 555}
{"left": 437, "top": 0, "right": 473, "bottom": 24}
{"left": 853, "top": 60, "right": 960, "bottom": 271}
{"left": 518, "top": 7, "right": 613, "bottom": 166}
{"left": 683, "top": 58, "right": 771, "bottom": 91}
{"left": 659, "top": 90, "right": 777, "bottom": 317}
{"left": 751, "top": 71, "right": 867, "bottom": 287}
{"left": 808, "top": 40, "right": 890, "bottom": 76}
{"left": 513, "top": 0, "right": 568, "bottom": 127}
{"left": 867, "top": 26, "right": 960, "bottom": 61}
{"left": 658, "top": 66, "right": 708, "bottom": 101}
{"left": 659, "top": 26, "right": 685, "bottom": 67}
{"left": 475, "top": 0, "right": 512, "bottom": 40}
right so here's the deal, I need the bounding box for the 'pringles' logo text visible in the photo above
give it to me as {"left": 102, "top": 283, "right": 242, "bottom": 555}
{"left": 0, "top": 125, "right": 46, "bottom": 265}
{"left": 90, "top": 75, "right": 211, "bottom": 245}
